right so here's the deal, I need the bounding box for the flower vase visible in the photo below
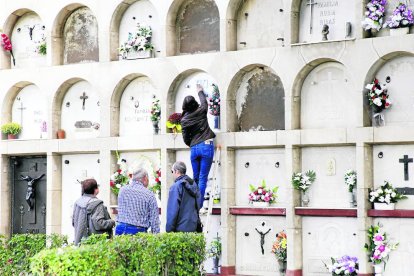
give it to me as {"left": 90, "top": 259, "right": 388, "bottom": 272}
{"left": 374, "top": 263, "right": 384, "bottom": 276}
{"left": 124, "top": 49, "right": 152, "bottom": 60}
{"left": 390, "top": 27, "right": 409, "bottom": 36}
{"left": 374, "top": 202, "right": 395, "bottom": 210}
{"left": 372, "top": 107, "right": 385, "bottom": 127}
{"left": 301, "top": 190, "right": 310, "bottom": 207}
{"left": 252, "top": 201, "right": 270, "bottom": 207}
{"left": 348, "top": 189, "right": 357, "bottom": 207}
{"left": 369, "top": 28, "right": 379, "bottom": 37}
{"left": 152, "top": 121, "right": 160, "bottom": 135}
{"left": 213, "top": 256, "right": 220, "bottom": 274}
{"left": 214, "top": 116, "right": 220, "bottom": 129}
{"left": 278, "top": 260, "right": 287, "bottom": 275}
{"left": 7, "top": 134, "right": 16, "bottom": 140}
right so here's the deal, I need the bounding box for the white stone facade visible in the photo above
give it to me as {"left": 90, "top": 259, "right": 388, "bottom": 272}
{"left": 0, "top": 0, "right": 413, "bottom": 275}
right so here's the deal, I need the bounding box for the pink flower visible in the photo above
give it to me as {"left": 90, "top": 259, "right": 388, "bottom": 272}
{"left": 264, "top": 196, "right": 270, "bottom": 202}
{"left": 374, "top": 235, "right": 383, "bottom": 241}
{"left": 378, "top": 245, "right": 386, "bottom": 252}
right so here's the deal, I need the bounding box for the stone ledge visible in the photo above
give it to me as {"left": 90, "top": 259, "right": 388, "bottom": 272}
{"left": 367, "top": 209, "right": 414, "bottom": 218}
{"left": 110, "top": 206, "right": 221, "bottom": 216}
{"left": 229, "top": 207, "right": 286, "bottom": 216}
{"left": 295, "top": 207, "right": 357, "bottom": 217}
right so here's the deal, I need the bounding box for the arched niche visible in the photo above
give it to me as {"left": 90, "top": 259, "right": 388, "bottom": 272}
{"left": 367, "top": 54, "right": 414, "bottom": 127}
{"left": 56, "top": 79, "right": 100, "bottom": 139}
{"left": 8, "top": 11, "right": 47, "bottom": 68}
{"left": 115, "top": 76, "right": 159, "bottom": 137}
{"left": 228, "top": 65, "right": 285, "bottom": 132}
{"left": 110, "top": 0, "right": 160, "bottom": 61}
{"left": 297, "top": 0, "right": 356, "bottom": 43}
{"left": 167, "top": 70, "right": 221, "bottom": 132}
{"left": 52, "top": 5, "right": 99, "bottom": 65}
{"left": 166, "top": 0, "right": 220, "bottom": 56}
{"left": 227, "top": 0, "right": 284, "bottom": 51}
{"left": 300, "top": 61, "right": 357, "bottom": 129}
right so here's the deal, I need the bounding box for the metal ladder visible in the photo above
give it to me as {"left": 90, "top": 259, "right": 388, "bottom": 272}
{"left": 203, "top": 145, "right": 221, "bottom": 235}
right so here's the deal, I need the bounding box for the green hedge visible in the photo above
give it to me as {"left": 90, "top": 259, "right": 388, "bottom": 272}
{"left": 0, "top": 234, "right": 67, "bottom": 275}
{"left": 31, "top": 233, "right": 206, "bottom": 276}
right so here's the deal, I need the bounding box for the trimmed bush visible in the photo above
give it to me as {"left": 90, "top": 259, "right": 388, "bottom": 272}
{"left": 31, "top": 233, "right": 206, "bottom": 276}
{"left": 0, "top": 234, "right": 67, "bottom": 275}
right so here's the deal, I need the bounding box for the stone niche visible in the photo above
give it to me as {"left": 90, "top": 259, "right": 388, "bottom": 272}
{"left": 118, "top": 0, "right": 160, "bottom": 59}
{"left": 302, "top": 217, "right": 358, "bottom": 275}
{"left": 373, "top": 56, "right": 414, "bottom": 126}
{"left": 119, "top": 77, "right": 159, "bottom": 137}
{"left": 373, "top": 145, "right": 414, "bottom": 209}
{"left": 372, "top": 218, "right": 414, "bottom": 275}
{"left": 63, "top": 7, "right": 99, "bottom": 64}
{"left": 299, "top": 0, "right": 356, "bottom": 43}
{"left": 301, "top": 62, "right": 357, "bottom": 129}
{"left": 236, "top": 0, "right": 284, "bottom": 50}
{"left": 302, "top": 146, "right": 356, "bottom": 208}
{"left": 176, "top": 0, "right": 219, "bottom": 55}
{"left": 236, "top": 216, "right": 286, "bottom": 275}
{"left": 235, "top": 149, "right": 286, "bottom": 207}
{"left": 61, "top": 154, "right": 100, "bottom": 243}
{"left": 10, "top": 12, "right": 46, "bottom": 68}
{"left": 372, "top": 0, "right": 414, "bottom": 37}
{"left": 60, "top": 80, "right": 100, "bottom": 139}
{"left": 11, "top": 84, "right": 47, "bottom": 139}
{"left": 174, "top": 72, "right": 221, "bottom": 132}
{"left": 235, "top": 67, "right": 285, "bottom": 131}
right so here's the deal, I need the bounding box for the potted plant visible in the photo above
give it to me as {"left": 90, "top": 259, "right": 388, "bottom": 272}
{"left": 208, "top": 84, "right": 220, "bottom": 129}
{"left": 361, "top": 0, "right": 386, "bottom": 36}
{"left": 325, "top": 255, "right": 359, "bottom": 275}
{"left": 119, "top": 23, "right": 154, "bottom": 60}
{"left": 166, "top": 112, "right": 182, "bottom": 134}
{"left": 292, "top": 170, "right": 316, "bottom": 207}
{"left": 56, "top": 129, "right": 65, "bottom": 139}
{"left": 207, "top": 235, "right": 221, "bottom": 274}
{"left": 150, "top": 95, "right": 161, "bottom": 135}
{"left": 365, "top": 78, "right": 391, "bottom": 127}
{"left": 364, "top": 223, "right": 398, "bottom": 275}
{"left": 369, "top": 181, "right": 407, "bottom": 210}
{"left": 384, "top": 3, "right": 414, "bottom": 36}
{"left": 248, "top": 179, "right": 278, "bottom": 207}
{"left": 1, "top": 122, "right": 21, "bottom": 139}
{"left": 344, "top": 170, "right": 357, "bottom": 207}
{"left": 271, "top": 230, "right": 287, "bottom": 275}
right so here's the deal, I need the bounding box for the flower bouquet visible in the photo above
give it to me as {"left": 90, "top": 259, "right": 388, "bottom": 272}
{"left": 150, "top": 95, "right": 161, "bottom": 134}
{"left": 248, "top": 179, "right": 278, "bottom": 207}
{"left": 0, "top": 33, "right": 15, "bottom": 65}
{"left": 365, "top": 78, "right": 391, "bottom": 113}
{"left": 207, "top": 235, "right": 221, "bottom": 274}
{"left": 110, "top": 156, "right": 130, "bottom": 196}
{"left": 369, "top": 181, "right": 407, "bottom": 210}
{"left": 149, "top": 168, "right": 161, "bottom": 200}
{"left": 362, "top": 0, "right": 387, "bottom": 33}
{"left": 119, "top": 23, "right": 154, "bottom": 59}
{"left": 364, "top": 223, "right": 398, "bottom": 274}
{"left": 384, "top": 3, "right": 414, "bottom": 29}
{"left": 292, "top": 170, "right": 316, "bottom": 207}
{"left": 325, "top": 255, "right": 359, "bottom": 275}
{"left": 166, "top": 112, "right": 182, "bottom": 133}
{"left": 345, "top": 170, "right": 357, "bottom": 207}
{"left": 271, "top": 230, "right": 287, "bottom": 273}
{"left": 209, "top": 84, "right": 220, "bottom": 129}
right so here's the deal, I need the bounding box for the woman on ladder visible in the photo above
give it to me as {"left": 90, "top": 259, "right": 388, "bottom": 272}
{"left": 181, "top": 84, "right": 216, "bottom": 210}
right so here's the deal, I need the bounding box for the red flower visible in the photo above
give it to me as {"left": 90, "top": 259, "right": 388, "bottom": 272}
{"left": 117, "top": 169, "right": 122, "bottom": 173}
{"left": 157, "top": 170, "right": 161, "bottom": 177}
{"left": 129, "top": 173, "right": 132, "bottom": 178}
{"left": 385, "top": 102, "right": 390, "bottom": 107}
{"left": 0, "top": 33, "right": 15, "bottom": 65}
{"left": 155, "top": 177, "right": 160, "bottom": 183}
{"left": 374, "top": 78, "right": 379, "bottom": 84}
{"left": 110, "top": 181, "right": 115, "bottom": 187}
{"left": 168, "top": 113, "right": 182, "bottom": 124}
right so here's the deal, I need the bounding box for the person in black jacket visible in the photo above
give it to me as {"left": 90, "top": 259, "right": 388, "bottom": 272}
{"left": 181, "top": 84, "right": 216, "bottom": 209}
{"left": 166, "top": 161, "right": 200, "bottom": 232}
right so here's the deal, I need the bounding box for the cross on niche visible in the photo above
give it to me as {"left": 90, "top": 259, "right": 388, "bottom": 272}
{"left": 399, "top": 155, "right": 413, "bottom": 181}
{"left": 80, "top": 92, "right": 88, "bottom": 110}
{"left": 306, "top": 0, "right": 318, "bottom": 34}
{"left": 17, "top": 101, "right": 27, "bottom": 126}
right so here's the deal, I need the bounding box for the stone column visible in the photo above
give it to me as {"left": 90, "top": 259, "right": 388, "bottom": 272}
{"left": 0, "top": 155, "right": 11, "bottom": 236}
{"left": 220, "top": 147, "right": 236, "bottom": 275}
{"left": 46, "top": 153, "right": 62, "bottom": 235}
{"left": 160, "top": 148, "right": 176, "bottom": 232}
{"left": 285, "top": 145, "right": 303, "bottom": 276}
{"left": 99, "top": 150, "right": 114, "bottom": 208}
{"left": 356, "top": 143, "right": 374, "bottom": 275}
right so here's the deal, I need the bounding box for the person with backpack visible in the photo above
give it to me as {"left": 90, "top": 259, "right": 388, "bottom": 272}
{"left": 166, "top": 161, "right": 202, "bottom": 233}
{"left": 72, "top": 178, "right": 115, "bottom": 245}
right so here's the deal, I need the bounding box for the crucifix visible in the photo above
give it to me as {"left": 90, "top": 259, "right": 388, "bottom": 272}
{"left": 17, "top": 101, "right": 27, "bottom": 126}
{"left": 306, "top": 0, "right": 318, "bottom": 34}
{"left": 80, "top": 92, "right": 88, "bottom": 110}
{"left": 399, "top": 155, "right": 413, "bottom": 181}
{"left": 255, "top": 225, "right": 271, "bottom": 255}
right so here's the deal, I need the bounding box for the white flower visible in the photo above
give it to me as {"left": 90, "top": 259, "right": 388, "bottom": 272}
{"left": 373, "top": 97, "right": 382, "bottom": 106}
{"left": 391, "top": 192, "right": 396, "bottom": 198}
{"left": 116, "top": 184, "right": 121, "bottom": 189}
{"left": 379, "top": 196, "right": 385, "bottom": 202}
{"left": 258, "top": 189, "right": 263, "bottom": 194}
{"left": 365, "top": 83, "right": 374, "bottom": 90}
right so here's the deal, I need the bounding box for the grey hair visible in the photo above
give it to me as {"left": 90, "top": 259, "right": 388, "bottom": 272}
{"left": 172, "top": 161, "right": 186, "bottom": 175}
{"left": 131, "top": 167, "right": 148, "bottom": 182}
